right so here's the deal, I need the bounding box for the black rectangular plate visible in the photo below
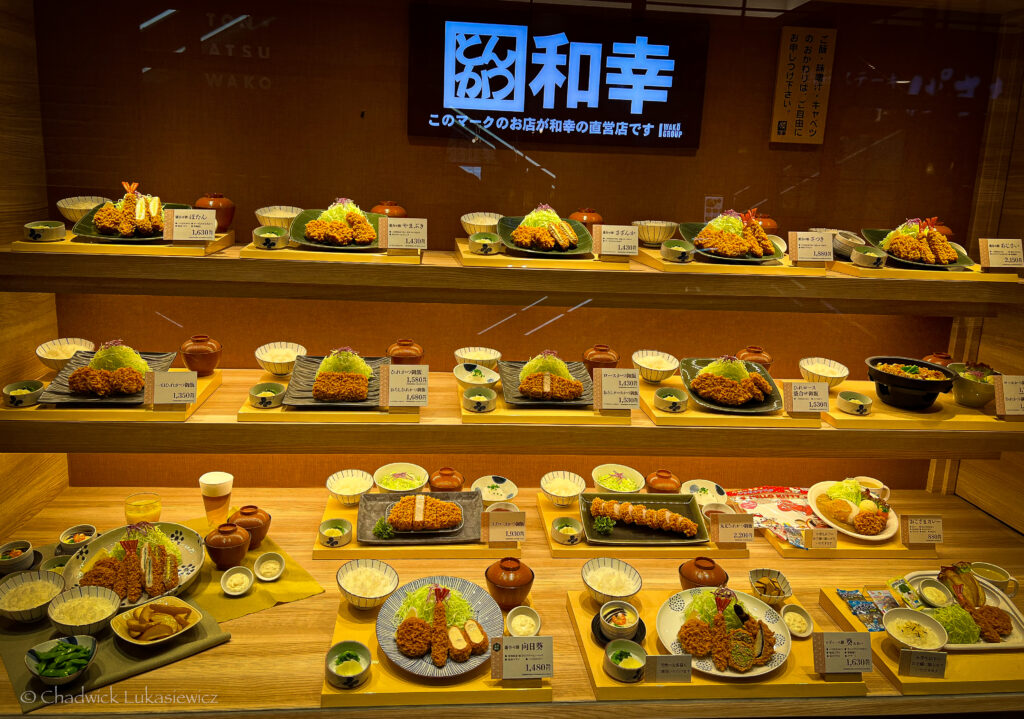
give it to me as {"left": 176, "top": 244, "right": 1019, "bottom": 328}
{"left": 498, "top": 360, "right": 593, "bottom": 408}
{"left": 578, "top": 492, "right": 709, "bottom": 545}
{"left": 678, "top": 358, "right": 783, "bottom": 414}
{"left": 356, "top": 491, "right": 482, "bottom": 545}
{"left": 282, "top": 355, "right": 386, "bottom": 410}
{"left": 39, "top": 351, "right": 176, "bottom": 406}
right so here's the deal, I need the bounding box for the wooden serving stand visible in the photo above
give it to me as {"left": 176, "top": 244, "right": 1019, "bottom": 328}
{"left": 321, "top": 598, "right": 551, "bottom": 707}
{"left": 822, "top": 380, "right": 1024, "bottom": 431}
{"left": 454, "top": 238, "right": 632, "bottom": 271}
{"left": 567, "top": 589, "right": 867, "bottom": 700}
{"left": 634, "top": 247, "right": 827, "bottom": 276}
{"left": 12, "top": 230, "right": 234, "bottom": 257}
{"left": 536, "top": 494, "right": 749, "bottom": 559}
{"left": 459, "top": 389, "right": 632, "bottom": 426}
{"left": 312, "top": 494, "right": 520, "bottom": 560}
{"left": 237, "top": 373, "right": 420, "bottom": 423}
{"left": 760, "top": 527, "right": 938, "bottom": 559}
{"left": 638, "top": 376, "right": 821, "bottom": 428}
{"left": 0, "top": 369, "right": 221, "bottom": 422}
{"left": 819, "top": 587, "right": 1024, "bottom": 694}
{"left": 828, "top": 259, "right": 1016, "bottom": 282}
{"left": 240, "top": 242, "right": 422, "bottom": 264}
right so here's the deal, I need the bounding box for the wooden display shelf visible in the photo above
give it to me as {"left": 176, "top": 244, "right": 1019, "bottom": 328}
{"left": 312, "top": 494, "right": 519, "bottom": 559}
{"left": 3, "top": 244, "right": 1022, "bottom": 316}
{"left": 0, "top": 369, "right": 220, "bottom": 422}
{"left": 819, "top": 587, "right": 1024, "bottom": 694}
{"left": 823, "top": 380, "right": 1024, "bottom": 431}
{"left": 828, "top": 260, "right": 1018, "bottom": 282}
{"left": 760, "top": 528, "right": 938, "bottom": 559}
{"left": 638, "top": 376, "right": 821, "bottom": 428}
{"left": 568, "top": 589, "right": 867, "bottom": 700}
{"left": 459, "top": 390, "right": 632, "bottom": 426}
{"left": 536, "top": 493, "right": 749, "bottom": 558}
{"left": 2, "top": 370, "right": 1023, "bottom": 456}
{"left": 11, "top": 230, "right": 234, "bottom": 256}
{"left": 454, "top": 238, "right": 631, "bottom": 271}
{"left": 236, "top": 374, "right": 419, "bottom": 423}
{"left": 634, "top": 247, "right": 828, "bottom": 276}
{"left": 240, "top": 242, "right": 422, "bottom": 264}
{"left": 4, "top": 486, "right": 1023, "bottom": 717}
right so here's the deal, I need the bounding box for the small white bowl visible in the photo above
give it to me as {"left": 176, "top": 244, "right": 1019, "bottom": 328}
{"left": 883, "top": 607, "right": 948, "bottom": 651}
{"left": 603, "top": 639, "right": 646, "bottom": 683}
{"left": 917, "top": 578, "right": 953, "bottom": 608}
{"left": 454, "top": 363, "right": 500, "bottom": 391}
{"left": 472, "top": 475, "right": 518, "bottom": 507}
{"left": 653, "top": 387, "right": 688, "bottom": 413}
{"left": 632, "top": 220, "right": 678, "bottom": 247}
{"left": 249, "top": 382, "right": 285, "bottom": 409}
{"left": 221, "top": 566, "right": 255, "bottom": 597}
{"left": 631, "top": 350, "right": 678, "bottom": 384}
{"left": 462, "top": 386, "right": 497, "bottom": 413}
{"left": 454, "top": 346, "right": 501, "bottom": 369}
{"left": 25, "top": 635, "right": 97, "bottom": 686}
{"left": 506, "top": 605, "right": 541, "bottom": 637}
{"left": 58, "top": 524, "right": 97, "bottom": 554}
{"left": 325, "top": 640, "right": 372, "bottom": 690}
{"left": 0, "top": 540, "right": 35, "bottom": 573}
{"left": 486, "top": 501, "right": 520, "bottom": 513}
{"left": 748, "top": 568, "right": 793, "bottom": 610}
{"left": 550, "top": 517, "right": 583, "bottom": 545}
{"left": 851, "top": 245, "right": 887, "bottom": 268}
{"left": 461, "top": 212, "right": 503, "bottom": 236}
{"left": 373, "top": 462, "right": 428, "bottom": 494}
{"left": 252, "top": 226, "right": 289, "bottom": 250}
{"left": 781, "top": 604, "right": 814, "bottom": 639}
{"left": 47, "top": 586, "right": 119, "bottom": 636}
{"left": 837, "top": 391, "right": 872, "bottom": 416}
{"left": 799, "top": 357, "right": 850, "bottom": 389}
{"left": 336, "top": 559, "right": 399, "bottom": 610}
{"left": 57, "top": 196, "right": 111, "bottom": 223}
{"left": 582, "top": 557, "right": 642, "bottom": 605}
{"left": 24, "top": 220, "right": 65, "bottom": 242}
{"left": 540, "top": 470, "right": 586, "bottom": 507}
{"left": 0, "top": 570, "right": 64, "bottom": 623}
{"left": 327, "top": 469, "right": 375, "bottom": 505}
{"left": 3, "top": 381, "right": 44, "bottom": 408}
{"left": 833, "top": 230, "right": 866, "bottom": 258}
{"left": 254, "top": 552, "right": 285, "bottom": 582}
{"left": 255, "top": 342, "right": 306, "bottom": 376}
{"left": 319, "top": 519, "right": 353, "bottom": 547}
{"left": 592, "top": 464, "right": 644, "bottom": 493}
{"left": 599, "top": 600, "right": 640, "bottom": 640}
{"left": 255, "top": 205, "right": 302, "bottom": 228}
{"left": 36, "top": 338, "right": 95, "bottom": 372}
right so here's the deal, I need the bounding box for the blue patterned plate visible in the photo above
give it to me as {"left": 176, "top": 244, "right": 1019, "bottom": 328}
{"left": 655, "top": 588, "right": 790, "bottom": 678}
{"left": 375, "top": 575, "right": 502, "bottom": 680}
{"left": 61, "top": 522, "right": 204, "bottom": 607}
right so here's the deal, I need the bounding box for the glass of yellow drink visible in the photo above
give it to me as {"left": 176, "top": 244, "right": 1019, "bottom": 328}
{"left": 124, "top": 492, "right": 162, "bottom": 524}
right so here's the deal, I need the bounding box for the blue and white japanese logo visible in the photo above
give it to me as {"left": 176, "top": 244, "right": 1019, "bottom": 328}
{"left": 443, "top": 21, "right": 675, "bottom": 115}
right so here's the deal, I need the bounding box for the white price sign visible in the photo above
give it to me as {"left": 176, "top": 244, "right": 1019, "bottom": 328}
{"left": 594, "top": 224, "right": 639, "bottom": 256}
{"left": 813, "top": 632, "right": 873, "bottom": 674}
{"left": 792, "top": 231, "right": 834, "bottom": 262}
{"left": 379, "top": 217, "right": 428, "bottom": 250}
{"left": 144, "top": 371, "right": 197, "bottom": 405}
{"left": 784, "top": 382, "right": 830, "bottom": 414}
{"left": 384, "top": 365, "right": 429, "bottom": 407}
{"left": 898, "top": 649, "right": 947, "bottom": 678}
{"left": 491, "top": 636, "right": 553, "bottom": 680}
{"left": 804, "top": 527, "right": 838, "bottom": 549}
{"left": 902, "top": 515, "right": 943, "bottom": 545}
{"left": 487, "top": 511, "right": 526, "bottom": 544}
{"left": 163, "top": 208, "right": 217, "bottom": 242}
{"left": 995, "top": 375, "right": 1024, "bottom": 416}
{"left": 647, "top": 654, "right": 692, "bottom": 683}
{"left": 979, "top": 238, "right": 1023, "bottom": 268}
{"left": 714, "top": 514, "right": 754, "bottom": 544}
{"left": 595, "top": 368, "right": 640, "bottom": 410}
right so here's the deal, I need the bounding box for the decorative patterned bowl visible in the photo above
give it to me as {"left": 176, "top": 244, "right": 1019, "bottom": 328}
{"left": 799, "top": 357, "right": 849, "bottom": 389}
{"left": 57, "top": 524, "right": 97, "bottom": 554}
{"left": 582, "top": 557, "right": 642, "bottom": 605}
{"left": 454, "top": 363, "right": 500, "bottom": 391}
{"left": 0, "top": 540, "right": 35, "bottom": 573}
{"left": 3, "top": 381, "right": 44, "bottom": 408}
{"left": 837, "top": 390, "right": 872, "bottom": 415}
{"left": 255, "top": 342, "right": 306, "bottom": 376}
{"left": 660, "top": 238, "right": 696, "bottom": 263}
{"left": 336, "top": 559, "right": 399, "bottom": 610}
{"left": 748, "top": 568, "right": 793, "bottom": 609}
{"left": 462, "top": 386, "right": 497, "bottom": 413}
{"left": 851, "top": 245, "right": 887, "bottom": 268}
{"left": 550, "top": 517, "right": 583, "bottom": 545}
{"left": 602, "top": 639, "right": 646, "bottom": 683}
{"left": 36, "top": 338, "right": 95, "bottom": 372}
{"left": 25, "top": 635, "right": 97, "bottom": 686}
{"left": 454, "top": 346, "right": 501, "bottom": 369}
{"left": 0, "top": 571, "right": 64, "bottom": 623}
{"left": 592, "top": 463, "right": 644, "bottom": 494}
{"left": 326, "top": 469, "right": 374, "bottom": 505}
{"left": 252, "top": 226, "right": 289, "bottom": 250}
{"left": 57, "top": 196, "right": 111, "bottom": 223}
{"left": 472, "top": 475, "right": 519, "bottom": 507}
{"left": 325, "top": 640, "right": 372, "bottom": 689}
{"left": 632, "top": 220, "right": 678, "bottom": 247}
{"left": 255, "top": 205, "right": 302, "bottom": 228}
{"left": 632, "top": 350, "right": 679, "bottom": 384}
{"left": 319, "top": 519, "right": 353, "bottom": 548}
{"left": 23, "top": 220, "right": 65, "bottom": 242}
{"left": 249, "top": 382, "right": 285, "bottom": 408}
{"left": 460, "top": 212, "right": 503, "bottom": 236}
{"left": 469, "top": 231, "right": 502, "bottom": 255}
{"left": 653, "top": 387, "right": 687, "bottom": 412}
{"left": 373, "top": 463, "right": 428, "bottom": 495}
{"left": 540, "top": 470, "right": 586, "bottom": 507}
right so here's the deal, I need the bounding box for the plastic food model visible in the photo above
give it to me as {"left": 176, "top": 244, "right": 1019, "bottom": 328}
{"left": 304, "top": 198, "right": 376, "bottom": 247}
{"left": 68, "top": 339, "right": 150, "bottom": 397}
{"left": 694, "top": 209, "right": 775, "bottom": 258}
{"left": 312, "top": 347, "right": 372, "bottom": 401}
{"left": 881, "top": 217, "right": 958, "bottom": 265}
{"left": 93, "top": 182, "right": 163, "bottom": 238}
{"left": 511, "top": 204, "right": 579, "bottom": 251}
{"left": 689, "top": 356, "right": 772, "bottom": 406}
{"left": 517, "top": 350, "right": 583, "bottom": 400}
{"left": 813, "top": 479, "right": 890, "bottom": 536}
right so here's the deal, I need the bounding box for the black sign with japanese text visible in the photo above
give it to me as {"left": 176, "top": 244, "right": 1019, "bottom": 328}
{"left": 408, "top": 3, "right": 709, "bottom": 149}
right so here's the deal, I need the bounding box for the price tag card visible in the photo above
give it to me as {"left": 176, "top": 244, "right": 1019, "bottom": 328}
{"left": 812, "top": 632, "right": 873, "bottom": 675}
{"left": 163, "top": 209, "right": 217, "bottom": 242}
{"left": 383, "top": 365, "right": 429, "bottom": 407}
{"left": 594, "top": 368, "right": 640, "bottom": 410}
{"left": 790, "top": 231, "right": 834, "bottom": 262}
{"left": 804, "top": 527, "right": 838, "bottom": 549}
{"left": 594, "top": 224, "right": 639, "bottom": 256}
{"left": 994, "top": 375, "right": 1024, "bottom": 417}
{"left": 713, "top": 514, "right": 754, "bottom": 544}
{"left": 143, "top": 371, "right": 197, "bottom": 405}
{"left": 379, "top": 217, "right": 428, "bottom": 250}
{"left": 901, "top": 515, "right": 944, "bottom": 545}
{"left": 647, "top": 654, "right": 692, "bottom": 683}
{"left": 486, "top": 511, "right": 526, "bottom": 545}
{"left": 783, "top": 382, "right": 830, "bottom": 415}
{"left": 979, "top": 238, "right": 1024, "bottom": 268}
{"left": 491, "top": 636, "right": 553, "bottom": 680}
{"left": 898, "top": 649, "right": 947, "bottom": 678}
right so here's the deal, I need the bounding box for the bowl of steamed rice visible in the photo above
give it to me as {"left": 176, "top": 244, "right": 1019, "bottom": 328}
{"left": 0, "top": 571, "right": 65, "bottom": 624}
{"left": 336, "top": 559, "right": 399, "bottom": 610}
{"left": 255, "top": 342, "right": 306, "bottom": 376}
{"left": 327, "top": 469, "right": 375, "bottom": 505}
{"left": 47, "top": 586, "right": 119, "bottom": 635}
{"left": 540, "top": 471, "right": 586, "bottom": 507}
{"left": 582, "top": 558, "right": 641, "bottom": 605}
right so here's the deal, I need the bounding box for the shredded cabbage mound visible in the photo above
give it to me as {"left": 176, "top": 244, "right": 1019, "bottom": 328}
{"left": 392, "top": 584, "right": 475, "bottom": 629}
{"left": 317, "top": 347, "right": 372, "bottom": 377}
{"left": 88, "top": 340, "right": 150, "bottom": 374}
{"left": 931, "top": 605, "right": 981, "bottom": 644}
{"left": 882, "top": 219, "right": 921, "bottom": 248}
{"left": 704, "top": 211, "right": 743, "bottom": 236}
{"left": 519, "top": 349, "right": 573, "bottom": 382}
{"left": 698, "top": 356, "right": 749, "bottom": 382}
{"left": 685, "top": 589, "right": 746, "bottom": 629}
{"left": 319, "top": 198, "right": 366, "bottom": 223}
{"left": 520, "top": 204, "right": 561, "bottom": 228}
{"left": 825, "top": 479, "right": 864, "bottom": 504}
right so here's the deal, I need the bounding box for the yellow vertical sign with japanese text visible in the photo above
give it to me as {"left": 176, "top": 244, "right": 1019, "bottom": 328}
{"left": 771, "top": 27, "right": 836, "bottom": 144}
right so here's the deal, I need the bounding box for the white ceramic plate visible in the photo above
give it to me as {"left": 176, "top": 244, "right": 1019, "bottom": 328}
{"left": 906, "top": 571, "right": 1024, "bottom": 651}
{"left": 806, "top": 481, "right": 899, "bottom": 542}
{"left": 656, "top": 588, "right": 790, "bottom": 678}
{"left": 679, "top": 479, "right": 727, "bottom": 506}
